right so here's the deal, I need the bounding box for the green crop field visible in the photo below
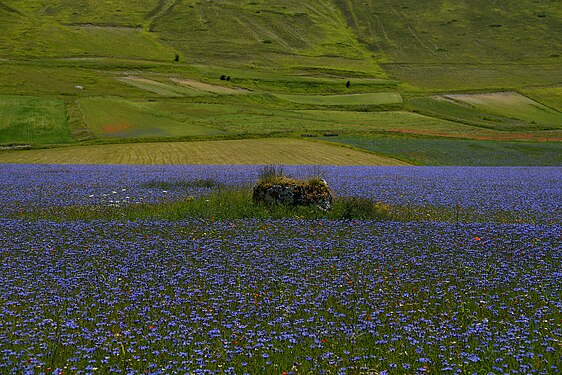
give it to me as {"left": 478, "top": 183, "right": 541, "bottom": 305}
{"left": 0, "top": 0, "right": 560, "bottom": 165}
{"left": 408, "top": 94, "right": 562, "bottom": 132}
{"left": 77, "top": 97, "right": 226, "bottom": 138}
{"left": 443, "top": 92, "right": 562, "bottom": 129}
{"left": 326, "top": 135, "right": 562, "bottom": 166}
{"left": 0, "top": 95, "right": 73, "bottom": 144}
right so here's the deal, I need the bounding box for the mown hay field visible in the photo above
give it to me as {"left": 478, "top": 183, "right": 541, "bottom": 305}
{"left": 0, "top": 138, "right": 409, "bottom": 165}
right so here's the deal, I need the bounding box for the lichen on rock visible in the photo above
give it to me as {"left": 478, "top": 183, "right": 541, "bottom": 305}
{"left": 252, "top": 176, "right": 334, "bottom": 211}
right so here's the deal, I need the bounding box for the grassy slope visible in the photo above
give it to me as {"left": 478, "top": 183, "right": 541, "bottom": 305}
{"left": 0, "top": 1, "right": 560, "bottom": 164}
{"left": 336, "top": 0, "right": 562, "bottom": 63}
{"left": 335, "top": 0, "right": 562, "bottom": 89}
{"left": 150, "top": 0, "right": 382, "bottom": 74}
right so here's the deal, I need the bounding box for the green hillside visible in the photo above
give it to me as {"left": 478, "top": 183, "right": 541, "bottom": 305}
{"left": 0, "top": 0, "right": 560, "bottom": 165}
{"left": 336, "top": 0, "right": 562, "bottom": 90}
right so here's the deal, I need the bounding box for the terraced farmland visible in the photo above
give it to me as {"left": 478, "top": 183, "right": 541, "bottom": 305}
{"left": 0, "top": 0, "right": 560, "bottom": 164}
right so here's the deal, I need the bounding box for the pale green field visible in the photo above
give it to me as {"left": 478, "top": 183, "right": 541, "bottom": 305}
{"left": 444, "top": 92, "right": 562, "bottom": 128}
{"left": 172, "top": 78, "right": 247, "bottom": 95}
{"left": 0, "top": 138, "right": 409, "bottom": 165}
{"left": 520, "top": 86, "right": 562, "bottom": 112}
{"left": 275, "top": 92, "right": 403, "bottom": 106}
{"left": 293, "top": 110, "right": 560, "bottom": 140}
{"left": 408, "top": 93, "right": 562, "bottom": 133}
{"left": 117, "top": 77, "right": 206, "bottom": 97}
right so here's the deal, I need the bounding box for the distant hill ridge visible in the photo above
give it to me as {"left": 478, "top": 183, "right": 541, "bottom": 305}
{"left": 1, "top": 0, "right": 560, "bottom": 72}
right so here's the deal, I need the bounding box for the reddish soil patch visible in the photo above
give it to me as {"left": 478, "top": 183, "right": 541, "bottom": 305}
{"left": 102, "top": 123, "right": 132, "bottom": 134}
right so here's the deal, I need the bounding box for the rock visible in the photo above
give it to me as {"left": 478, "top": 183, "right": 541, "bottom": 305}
{"left": 253, "top": 177, "right": 334, "bottom": 211}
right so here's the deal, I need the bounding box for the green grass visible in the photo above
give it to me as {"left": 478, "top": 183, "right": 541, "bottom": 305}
{"left": 77, "top": 97, "right": 225, "bottom": 138}
{"left": 12, "top": 182, "right": 543, "bottom": 225}
{"left": 289, "top": 110, "right": 500, "bottom": 139}
{"left": 150, "top": 0, "right": 383, "bottom": 73}
{"left": 444, "top": 92, "right": 562, "bottom": 129}
{"left": 521, "top": 86, "right": 562, "bottom": 112}
{"left": 3, "top": 185, "right": 406, "bottom": 223}
{"left": 275, "top": 92, "right": 402, "bottom": 106}
{"left": 0, "top": 22, "right": 175, "bottom": 61}
{"left": 219, "top": 74, "right": 398, "bottom": 95}
{"left": 385, "top": 63, "right": 562, "bottom": 91}
{"left": 0, "top": 1, "right": 560, "bottom": 162}
{"left": 408, "top": 94, "right": 562, "bottom": 132}
{"left": 339, "top": 0, "right": 561, "bottom": 64}
{"left": 0, "top": 95, "right": 73, "bottom": 145}
{"left": 0, "top": 0, "right": 384, "bottom": 75}
{"left": 325, "top": 135, "right": 562, "bottom": 166}
{"left": 337, "top": 0, "right": 561, "bottom": 90}
{"left": 0, "top": 60, "right": 151, "bottom": 97}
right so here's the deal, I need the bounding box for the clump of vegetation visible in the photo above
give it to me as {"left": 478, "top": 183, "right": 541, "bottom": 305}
{"left": 141, "top": 178, "right": 223, "bottom": 190}
{"left": 256, "top": 164, "right": 286, "bottom": 183}
{"left": 333, "top": 196, "right": 392, "bottom": 220}
{"left": 253, "top": 165, "right": 334, "bottom": 211}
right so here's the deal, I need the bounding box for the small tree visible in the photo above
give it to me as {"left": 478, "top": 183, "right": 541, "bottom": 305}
{"left": 174, "top": 54, "right": 180, "bottom": 62}
{"left": 346, "top": 80, "right": 351, "bottom": 88}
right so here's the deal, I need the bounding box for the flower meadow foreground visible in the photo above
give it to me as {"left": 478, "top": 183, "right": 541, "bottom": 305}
{"left": 0, "top": 165, "right": 561, "bottom": 374}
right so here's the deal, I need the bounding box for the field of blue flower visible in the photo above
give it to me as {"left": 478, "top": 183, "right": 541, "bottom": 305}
{"left": 1, "top": 165, "right": 561, "bottom": 374}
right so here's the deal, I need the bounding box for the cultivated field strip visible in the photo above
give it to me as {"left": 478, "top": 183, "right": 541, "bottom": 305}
{"left": 0, "top": 138, "right": 409, "bottom": 165}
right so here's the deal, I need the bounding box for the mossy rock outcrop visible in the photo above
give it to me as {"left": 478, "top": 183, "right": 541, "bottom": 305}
{"left": 252, "top": 177, "right": 334, "bottom": 211}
